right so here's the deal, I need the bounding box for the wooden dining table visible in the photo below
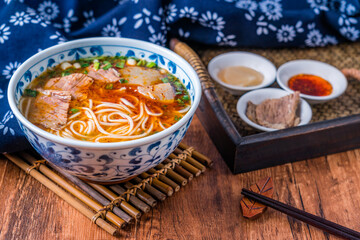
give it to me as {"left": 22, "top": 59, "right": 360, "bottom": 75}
{"left": 0, "top": 113, "right": 359, "bottom": 240}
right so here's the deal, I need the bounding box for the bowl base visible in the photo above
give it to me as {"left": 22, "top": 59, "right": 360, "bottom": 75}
{"left": 78, "top": 175, "right": 137, "bottom": 185}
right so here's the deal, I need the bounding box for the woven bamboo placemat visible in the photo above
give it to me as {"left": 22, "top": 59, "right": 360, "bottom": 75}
{"left": 199, "top": 42, "right": 360, "bottom": 136}
{"left": 3, "top": 142, "right": 212, "bottom": 237}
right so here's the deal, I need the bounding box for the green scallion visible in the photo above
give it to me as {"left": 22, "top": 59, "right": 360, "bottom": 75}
{"left": 137, "top": 59, "right": 146, "bottom": 66}
{"left": 105, "top": 83, "right": 114, "bottom": 90}
{"left": 174, "top": 116, "right": 182, "bottom": 121}
{"left": 81, "top": 63, "right": 90, "bottom": 68}
{"left": 24, "top": 89, "right": 38, "bottom": 97}
{"left": 84, "top": 70, "right": 88, "bottom": 74}
{"left": 93, "top": 61, "right": 100, "bottom": 71}
{"left": 70, "top": 108, "right": 80, "bottom": 113}
{"left": 146, "top": 62, "right": 157, "bottom": 68}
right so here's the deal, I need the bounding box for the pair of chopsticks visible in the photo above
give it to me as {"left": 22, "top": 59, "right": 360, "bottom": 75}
{"left": 242, "top": 189, "right": 360, "bottom": 240}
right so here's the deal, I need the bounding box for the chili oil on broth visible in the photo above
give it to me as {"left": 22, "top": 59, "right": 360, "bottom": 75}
{"left": 19, "top": 56, "right": 191, "bottom": 143}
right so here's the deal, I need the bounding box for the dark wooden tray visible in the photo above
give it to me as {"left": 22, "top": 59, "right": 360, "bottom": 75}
{"left": 171, "top": 40, "right": 360, "bottom": 174}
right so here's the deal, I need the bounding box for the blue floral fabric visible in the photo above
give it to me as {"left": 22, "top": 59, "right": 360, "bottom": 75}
{"left": 1, "top": 0, "right": 360, "bottom": 152}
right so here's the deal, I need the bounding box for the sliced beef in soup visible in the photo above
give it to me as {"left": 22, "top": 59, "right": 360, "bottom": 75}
{"left": 27, "top": 90, "right": 71, "bottom": 130}
{"left": 119, "top": 66, "right": 163, "bottom": 86}
{"left": 138, "top": 83, "right": 175, "bottom": 103}
{"left": 45, "top": 73, "right": 93, "bottom": 100}
{"left": 87, "top": 66, "right": 121, "bottom": 83}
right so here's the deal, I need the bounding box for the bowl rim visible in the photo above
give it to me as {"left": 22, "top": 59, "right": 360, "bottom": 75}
{"left": 207, "top": 51, "right": 277, "bottom": 91}
{"left": 236, "top": 88, "right": 312, "bottom": 132}
{"left": 276, "top": 59, "right": 348, "bottom": 101}
{"left": 7, "top": 37, "right": 201, "bottom": 149}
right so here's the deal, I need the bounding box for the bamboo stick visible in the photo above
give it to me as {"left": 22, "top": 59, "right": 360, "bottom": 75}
{"left": 163, "top": 159, "right": 194, "bottom": 181}
{"left": 3, "top": 153, "right": 119, "bottom": 236}
{"left": 122, "top": 182, "right": 157, "bottom": 207}
{"left": 109, "top": 185, "right": 150, "bottom": 213}
{"left": 140, "top": 172, "right": 174, "bottom": 196}
{"left": 147, "top": 168, "right": 180, "bottom": 192}
{"left": 178, "top": 143, "right": 213, "bottom": 167}
{"left": 169, "top": 153, "right": 201, "bottom": 177}
{"left": 22, "top": 153, "right": 126, "bottom": 228}
{"left": 42, "top": 156, "right": 133, "bottom": 224}
{"left": 132, "top": 177, "right": 166, "bottom": 201}
{"left": 173, "top": 148, "right": 206, "bottom": 173}
{"left": 89, "top": 183, "right": 141, "bottom": 219}
{"left": 154, "top": 163, "right": 188, "bottom": 186}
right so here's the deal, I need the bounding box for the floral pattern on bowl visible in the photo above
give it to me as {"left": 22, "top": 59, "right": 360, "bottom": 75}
{"left": 18, "top": 117, "right": 192, "bottom": 182}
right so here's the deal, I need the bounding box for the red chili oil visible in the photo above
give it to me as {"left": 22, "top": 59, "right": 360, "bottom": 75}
{"left": 288, "top": 74, "right": 333, "bottom": 96}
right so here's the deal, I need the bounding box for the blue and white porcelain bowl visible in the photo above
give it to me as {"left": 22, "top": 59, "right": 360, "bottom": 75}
{"left": 7, "top": 37, "right": 201, "bottom": 183}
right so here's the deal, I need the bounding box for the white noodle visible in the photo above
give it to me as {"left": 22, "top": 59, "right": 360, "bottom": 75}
{"left": 159, "top": 120, "right": 166, "bottom": 130}
{"left": 176, "top": 105, "right": 191, "bottom": 114}
{"left": 24, "top": 98, "right": 32, "bottom": 119}
{"left": 120, "top": 98, "right": 135, "bottom": 108}
{"left": 144, "top": 104, "right": 162, "bottom": 116}
{"left": 69, "top": 111, "right": 81, "bottom": 120}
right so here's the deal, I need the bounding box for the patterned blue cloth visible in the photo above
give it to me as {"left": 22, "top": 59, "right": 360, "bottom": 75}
{"left": 1, "top": 0, "right": 360, "bottom": 152}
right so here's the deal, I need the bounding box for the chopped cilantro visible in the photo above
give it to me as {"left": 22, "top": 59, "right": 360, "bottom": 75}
{"left": 81, "top": 63, "right": 90, "bottom": 68}
{"left": 119, "top": 79, "right": 128, "bottom": 84}
{"left": 174, "top": 116, "right": 182, "bottom": 121}
{"left": 24, "top": 89, "right": 38, "bottom": 97}
{"left": 161, "top": 77, "right": 169, "bottom": 83}
{"left": 61, "top": 70, "right": 71, "bottom": 77}
{"left": 176, "top": 99, "right": 184, "bottom": 104}
{"left": 102, "top": 63, "right": 112, "bottom": 70}
{"left": 182, "top": 95, "right": 190, "bottom": 101}
{"left": 175, "top": 91, "right": 183, "bottom": 95}
{"left": 84, "top": 70, "right": 88, "bottom": 74}
{"left": 116, "top": 60, "right": 125, "bottom": 68}
{"left": 48, "top": 71, "right": 56, "bottom": 78}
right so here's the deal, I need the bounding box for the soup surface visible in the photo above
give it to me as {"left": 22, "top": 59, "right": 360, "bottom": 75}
{"left": 20, "top": 56, "right": 191, "bottom": 143}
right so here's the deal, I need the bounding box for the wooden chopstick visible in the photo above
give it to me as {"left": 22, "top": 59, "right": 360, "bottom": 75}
{"left": 241, "top": 189, "right": 360, "bottom": 240}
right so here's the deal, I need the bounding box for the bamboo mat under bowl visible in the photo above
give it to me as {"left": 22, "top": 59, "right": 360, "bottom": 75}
{"left": 3, "top": 142, "right": 212, "bottom": 237}
{"left": 199, "top": 43, "right": 360, "bottom": 136}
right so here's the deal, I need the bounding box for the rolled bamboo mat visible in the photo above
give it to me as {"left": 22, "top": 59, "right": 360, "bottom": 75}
{"left": 3, "top": 142, "right": 212, "bottom": 237}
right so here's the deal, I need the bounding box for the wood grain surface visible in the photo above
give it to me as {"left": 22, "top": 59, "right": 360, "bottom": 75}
{"left": 0, "top": 114, "right": 359, "bottom": 240}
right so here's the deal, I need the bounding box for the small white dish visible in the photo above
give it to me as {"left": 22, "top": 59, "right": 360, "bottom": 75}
{"left": 277, "top": 59, "right": 347, "bottom": 104}
{"left": 208, "top": 52, "right": 276, "bottom": 95}
{"left": 237, "top": 88, "right": 312, "bottom": 132}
